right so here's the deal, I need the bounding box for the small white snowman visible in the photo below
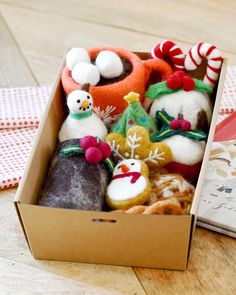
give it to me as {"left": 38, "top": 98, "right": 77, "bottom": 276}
{"left": 106, "top": 159, "right": 151, "bottom": 209}
{"left": 59, "top": 84, "right": 107, "bottom": 142}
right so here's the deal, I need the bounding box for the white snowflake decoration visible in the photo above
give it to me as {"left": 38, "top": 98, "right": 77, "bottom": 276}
{"left": 108, "top": 132, "right": 166, "bottom": 165}
{"left": 93, "top": 105, "right": 120, "bottom": 128}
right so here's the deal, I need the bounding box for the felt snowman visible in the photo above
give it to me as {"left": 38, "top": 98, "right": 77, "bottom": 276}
{"left": 59, "top": 84, "right": 108, "bottom": 142}
{"left": 106, "top": 159, "right": 151, "bottom": 210}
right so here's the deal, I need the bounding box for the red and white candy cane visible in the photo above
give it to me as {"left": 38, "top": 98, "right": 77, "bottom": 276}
{"left": 185, "top": 42, "right": 222, "bottom": 87}
{"left": 151, "top": 40, "right": 185, "bottom": 71}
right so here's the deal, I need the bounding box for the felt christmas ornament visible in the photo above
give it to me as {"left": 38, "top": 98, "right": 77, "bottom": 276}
{"left": 151, "top": 40, "right": 185, "bottom": 71}
{"left": 185, "top": 42, "right": 222, "bottom": 88}
{"left": 59, "top": 86, "right": 107, "bottom": 142}
{"left": 61, "top": 47, "right": 172, "bottom": 124}
{"left": 106, "top": 126, "right": 172, "bottom": 171}
{"left": 111, "top": 92, "right": 157, "bottom": 139}
{"left": 66, "top": 48, "right": 91, "bottom": 70}
{"left": 106, "top": 159, "right": 151, "bottom": 210}
{"left": 38, "top": 138, "right": 111, "bottom": 211}
{"left": 95, "top": 50, "right": 124, "bottom": 79}
{"left": 147, "top": 71, "right": 213, "bottom": 133}
{"left": 71, "top": 62, "right": 100, "bottom": 86}
{"left": 148, "top": 173, "right": 194, "bottom": 208}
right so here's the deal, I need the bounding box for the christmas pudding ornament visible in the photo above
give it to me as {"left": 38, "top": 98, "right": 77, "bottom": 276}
{"left": 111, "top": 92, "right": 157, "bottom": 139}
{"left": 146, "top": 70, "right": 215, "bottom": 183}
{"left": 61, "top": 47, "right": 172, "bottom": 124}
{"left": 106, "top": 159, "right": 151, "bottom": 210}
{"left": 95, "top": 50, "right": 124, "bottom": 79}
{"left": 59, "top": 84, "right": 107, "bottom": 142}
{"left": 38, "top": 138, "right": 113, "bottom": 211}
{"left": 185, "top": 42, "right": 222, "bottom": 88}
{"left": 147, "top": 71, "right": 213, "bottom": 132}
{"left": 151, "top": 40, "right": 185, "bottom": 71}
{"left": 106, "top": 126, "right": 172, "bottom": 171}
{"left": 66, "top": 48, "right": 91, "bottom": 70}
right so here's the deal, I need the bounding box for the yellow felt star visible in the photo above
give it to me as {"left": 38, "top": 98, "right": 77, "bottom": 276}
{"left": 124, "top": 92, "right": 140, "bottom": 104}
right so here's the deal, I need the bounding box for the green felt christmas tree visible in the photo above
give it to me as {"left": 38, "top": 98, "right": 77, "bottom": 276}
{"left": 111, "top": 92, "right": 157, "bottom": 139}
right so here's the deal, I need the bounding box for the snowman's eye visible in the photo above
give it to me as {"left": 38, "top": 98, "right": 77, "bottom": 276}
{"left": 87, "top": 95, "right": 90, "bottom": 99}
{"left": 131, "top": 163, "right": 135, "bottom": 166}
{"left": 77, "top": 99, "right": 80, "bottom": 103}
{"left": 118, "top": 165, "right": 121, "bottom": 169}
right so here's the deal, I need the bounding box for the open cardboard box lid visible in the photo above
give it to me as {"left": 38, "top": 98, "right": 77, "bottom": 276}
{"left": 14, "top": 52, "right": 227, "bottom": 270}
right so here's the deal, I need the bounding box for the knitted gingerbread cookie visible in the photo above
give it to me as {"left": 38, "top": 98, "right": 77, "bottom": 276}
{"left": 106, "top": 125, "right": 172, "bottom": 171}
{"left": 106, "top": 159, "right": 151, "bottom": 210}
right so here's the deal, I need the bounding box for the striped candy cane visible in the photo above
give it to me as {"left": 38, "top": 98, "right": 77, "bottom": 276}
{"left": 185, "top": 43, "right": 222, "bottom": 87}
{"left": 151, "top": 40, "right": 185, "bottom": 71}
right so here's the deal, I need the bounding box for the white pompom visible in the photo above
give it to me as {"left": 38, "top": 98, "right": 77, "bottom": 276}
{"left": 71, "top": 62, "right": 100, "bottom": 86}
{"left": 66, "top": 48, "right": 91, "bottom": 70}
{"left": 95, "top": 50, "right": 123, "bottom": 79}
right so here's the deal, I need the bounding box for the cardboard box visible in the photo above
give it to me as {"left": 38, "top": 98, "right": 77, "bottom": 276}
{"left": 14, "top": 53, "right": 227, "bottom": 270}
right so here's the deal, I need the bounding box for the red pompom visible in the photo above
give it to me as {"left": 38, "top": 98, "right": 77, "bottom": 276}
{"left": 181, "top": 120, "right": 191, "bottom": 131}
{"left": 166, "top": 74, "right": 182, "bottom": 90}
{"left": 85, "top": 147, "right": 103, "bottom": 164}
{"left": 182, "top": 76, "right": 195, "bottom": 91}
{"left": 170, "top": 119, "right": 181, "bottom": 130}
{"left": 175, "top": 70, "right": 185, "bottom": 78}
{"left": 80, "top": 136, "right": 98, "bottom": 150}
{"left": 97, "top": 142, "right": 112, "bottom": 159}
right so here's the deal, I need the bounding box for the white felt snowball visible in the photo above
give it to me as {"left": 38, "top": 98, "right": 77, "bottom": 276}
{"left": 66, "top": 48, "right": 91, "bottom": 70}
{"left": 71, "top": 62, "right": 100, "bottom": 86}
{"left": 95, "top": 50, "right": 123, "bottom": 79}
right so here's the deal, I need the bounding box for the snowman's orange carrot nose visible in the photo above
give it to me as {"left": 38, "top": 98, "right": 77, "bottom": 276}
{"left": 82, "top": 100, "right": 89, "bottom": 108}
{"left": 121, "top": 164, "right": 129, "bottom": 173}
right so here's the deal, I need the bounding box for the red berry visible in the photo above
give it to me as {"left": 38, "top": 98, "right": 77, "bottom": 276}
{"left": 80, "top": 136, "right": 97, "bottom": 150}
{"left": 166, "top": 74, "right": 182, "bottom": 90}
{"left": 97, "top": 142, "right": 112, "bottom": 159}
{"left": 85, "top": 147, "right": 103, "bottom": 164}
{"left": 182, "top": 76, "right": 195, "bottom": 91}
{"left": 181, "top": 120, "right": 191, "bottom": 131}
{"left": 175, "top": 70, "right": 185, "bottom": 78}
{"left": 170, "top": 119, "right": 181, "bottom": 130}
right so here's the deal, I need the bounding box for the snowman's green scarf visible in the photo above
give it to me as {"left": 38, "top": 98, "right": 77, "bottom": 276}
{"left": 152, "top": 110, "right": 207, "bottom": 142}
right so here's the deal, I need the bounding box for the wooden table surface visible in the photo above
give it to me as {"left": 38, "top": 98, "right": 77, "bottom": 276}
{"left": 0, "top": 1, "right": 236, "bottom": 294}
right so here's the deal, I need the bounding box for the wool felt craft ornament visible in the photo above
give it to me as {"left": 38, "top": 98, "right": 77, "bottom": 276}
{"left": 66, "top": 48, "right": 91, "bottom": 71}
{"left": 59, "top": 85, "right": 108, "bottom": 142}
{"left": 106, "top": 126, "right": 172, "bottom": 171}
{"left": 38, "top": 138, "right": 112, "bottom": 211}
{"left": 146, "top": 70, "right": 214, "bottom": 183}
{"left": 95, "top": 50, "right": 124, "bottom": 79}
{"left": 106, "top": 159, "right": 151, "bottom": 210}
{"left": 71, "top": 62, "right": 100, "bottom": 86}
{"left": 116, "top": 198, "right": 189, "bottom": 215}
{"left": 61, "top": 47, "right": 172, "bottom": 124}
{"left": 151, "top": 40, "right": 185, "bottom": 72}
{"left": 111, "top": 92, "right": 157, "bottom": 139}
{"left": 185, "top": 42, "right": 222, "bottom": 88}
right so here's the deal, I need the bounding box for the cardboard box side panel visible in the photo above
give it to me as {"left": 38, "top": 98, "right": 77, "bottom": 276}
{"left": 19, "top": 204, "right": 192, "bottom": 270}
{"left": 14, "top": 64, "right": 66, "bottom": 205}
{"left": 190, "top": 59, "right": 227, "bottom": 223}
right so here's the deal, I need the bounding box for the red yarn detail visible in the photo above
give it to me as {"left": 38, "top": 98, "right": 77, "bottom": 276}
{"left": 208, "top": 64, "right": 221, "bottom": 73}
{"left": 112, "top": 172, "right": 141, "bottom": 184}
{"left": 206, "top": 45, "right": 216, "bottom": 57}
{"left": 197, "top": 42, "right": 204, "bottom": 58}
{"left": 189, "top": 49, "right": 199, "bottom": 67}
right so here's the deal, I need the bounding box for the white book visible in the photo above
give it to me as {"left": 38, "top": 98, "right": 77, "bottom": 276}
{"left": 197, "top": 139, "right": 236, "bottom": 237}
